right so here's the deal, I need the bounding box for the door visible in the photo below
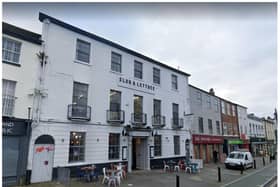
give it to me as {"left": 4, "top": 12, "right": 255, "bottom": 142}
{"left": 31, "top": 144, "right": 54, "bottom": 183}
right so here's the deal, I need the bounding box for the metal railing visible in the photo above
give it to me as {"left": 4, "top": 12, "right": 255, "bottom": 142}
{"left": 131, "top": 113, "right": 147, "bottom": 126}
{"left": 106, "top": 110, "right": 125, "bottom": 123}
{"left": 171, "top": 118, "right": 184, "bottom": 129}
{"left": 2, "top": 95, "right": 16, "bottom": 117}
{"left": 152, "top": 115, "right": 166, "bottom": 128}
{"left": 67, "top": 104, "right": 91, "bottom": 121}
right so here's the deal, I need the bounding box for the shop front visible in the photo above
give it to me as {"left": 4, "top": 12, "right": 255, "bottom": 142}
{"left": 192, "top": 134, "right": 224, "bottom": 163}
{"left": 250, "top": 137, "right": 267, "bottom": 157}
{"left": 239, "top": 133, "right": 250, "bottom": 150}
{"left": 2, "top": 117, "right": 31, "bottom": 186}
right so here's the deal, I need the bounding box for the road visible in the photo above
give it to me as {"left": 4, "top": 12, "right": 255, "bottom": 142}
{"left": 222, "top": 161, "right": 277, "bottom": 187}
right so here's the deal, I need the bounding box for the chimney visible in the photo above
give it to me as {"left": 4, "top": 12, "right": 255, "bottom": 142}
{"left": 209, "top": 88, "right": 215, "bottom": 95}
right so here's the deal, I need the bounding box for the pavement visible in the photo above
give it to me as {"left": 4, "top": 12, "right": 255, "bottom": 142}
{"left": 16, "top": 157, "right": 276, "bottom": 187}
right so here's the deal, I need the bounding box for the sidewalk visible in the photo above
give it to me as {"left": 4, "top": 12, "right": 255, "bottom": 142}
{"left": 16, "top": 157, "right": 275, "bottom": 187}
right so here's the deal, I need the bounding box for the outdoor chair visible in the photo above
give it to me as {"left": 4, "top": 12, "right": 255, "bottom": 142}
{"left": 102, "top": 167, "right": 110, "bottom": 184}
{"left": 163, "top": 161, "right": 170, "bottom": 172}
{"left": 108, "top": 177, "right": 117, "bottom": 187}
{"left": 116, "top": 165, "right": 123, "bottom": 179}
{"left": 185, "top": 161, "right": 192, "bottom": 174}
{"left": 174, "top": 161, "right": 180, "bottom": 172}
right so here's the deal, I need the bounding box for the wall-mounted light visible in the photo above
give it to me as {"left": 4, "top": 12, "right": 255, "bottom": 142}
{"left": 97, "top": 138, "right": 99, "bottom": 142}
{"left": 61, "top": 138, "right": 64, "bottom": 143}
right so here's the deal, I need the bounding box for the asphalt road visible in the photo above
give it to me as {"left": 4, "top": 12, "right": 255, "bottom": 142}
{"left": 222, "top": 161, "right": 277, "bottom": 187}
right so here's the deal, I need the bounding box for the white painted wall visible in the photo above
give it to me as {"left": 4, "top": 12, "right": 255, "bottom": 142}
{"left": 248, "top": 115, "right": 265, "bottom": 138}
{"left": 2, "top": 34, "right": 41, "bottom": 119}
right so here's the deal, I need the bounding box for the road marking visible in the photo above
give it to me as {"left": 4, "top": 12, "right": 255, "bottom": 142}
{"left": 221, "top": 163, "right": 275, "bottom": 187}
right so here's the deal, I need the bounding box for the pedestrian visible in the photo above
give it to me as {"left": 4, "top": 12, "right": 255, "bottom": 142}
{"left": 213, "top": 150, "right": 218, "bottom": 163}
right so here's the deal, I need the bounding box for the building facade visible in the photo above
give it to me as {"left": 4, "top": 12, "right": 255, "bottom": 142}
{"left": 26, "top": 13, "right": 191, "bottom": 183}
{"left": 188, "top": 86, "right": 223, "bottom": 163}
{"left": 220, "top": 99, "right": 240, "bottom": 155}
{"left": 237, "top": 105, "right": 250, "bottom": 149}
{"left": 263, "top": 117, "right": 276, "bottom": 156}
{"left": 2, "top": 22, "right": 41, "bottom": 186}
{"left": 248, "top": 113, "right": 267, "bottom": 156}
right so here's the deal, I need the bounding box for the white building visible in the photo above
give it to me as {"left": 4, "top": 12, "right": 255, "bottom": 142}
{"left": 27, "top": 13, "right": 191, "bottom": 183}
{"left": 2, "top": 22, "right": 41, "bottom": 186}
{"left": 247, "top": 113, "right": 266, "bottom": 156}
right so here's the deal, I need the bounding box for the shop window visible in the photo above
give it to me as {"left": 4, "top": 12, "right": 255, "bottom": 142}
{"left": 174, "top": 136, "right": 180, "bottom": 155}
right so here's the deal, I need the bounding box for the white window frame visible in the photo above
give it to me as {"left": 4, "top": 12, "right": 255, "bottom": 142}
{"left": 2, "top": 37, "right": 22, "bottom": 64}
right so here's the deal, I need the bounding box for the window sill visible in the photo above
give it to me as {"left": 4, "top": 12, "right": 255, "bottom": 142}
{"left": 73, "top": 60, "right": 92, "bottom": 66}
{"left": 110, "top": 70, "right": 123, "bottom": 76}
{"left": 2, "top": 61, "right": 21, "bottom": 67}
{"left": 133, "top": 77, "right": 144, "bottom": 82}
{"left": 152, "top": 82, "right": 160, "bottom": 87}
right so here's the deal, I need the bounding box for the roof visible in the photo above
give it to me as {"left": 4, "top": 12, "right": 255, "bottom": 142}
{"left": 3, "top": 22, "right": 41, "bottom": 45}
{"left": 189, "top": 84, "right": 247, "bottom": 108}
{"left": 38, "top": 12, "right": 190, "bottom": 77}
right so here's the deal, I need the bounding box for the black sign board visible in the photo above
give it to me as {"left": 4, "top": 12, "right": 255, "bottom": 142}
{"left": 2, "top": 118, "right": 28, "bottom": 136}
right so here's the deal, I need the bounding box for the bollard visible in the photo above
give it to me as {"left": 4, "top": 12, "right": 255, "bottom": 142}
{"left": 176, "top": 175, "right": 179, "bottom": 187}
{"left": 263, "top": 157, "right": 265, "bottom": 166}
{"left": 254, "top": 159, "right": 256, "bottom": 169}
{"left": 218, "top": 167, "right": 221, "bottom": 182}
{"left": 240, "top": 163, "right": 244, "bottom": 174}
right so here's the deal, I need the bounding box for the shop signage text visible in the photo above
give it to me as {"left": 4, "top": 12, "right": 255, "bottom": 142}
{"left": 192, "top": 135, "right": 223, "bottom": 144}
{"left": 118, "top": 77, "right": 155, "bottom": 94}
{"left": 228, "top": 140, "right": 243, "bottom": 144}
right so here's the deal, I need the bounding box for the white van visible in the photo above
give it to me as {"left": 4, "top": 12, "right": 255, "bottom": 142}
{"left": 224, "top": 151, "right": 253, "bottom": 169}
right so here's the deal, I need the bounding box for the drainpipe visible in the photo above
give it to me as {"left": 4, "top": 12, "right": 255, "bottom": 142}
{"left": 32, "top": 18, "right": 50, "bottom": 127}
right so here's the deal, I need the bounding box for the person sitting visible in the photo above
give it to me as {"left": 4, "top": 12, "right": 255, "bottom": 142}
{"left": 90, "top": 165, "right": 99, "bottom": 182}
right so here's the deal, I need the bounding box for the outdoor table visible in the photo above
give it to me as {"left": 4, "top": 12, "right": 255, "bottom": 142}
{"left": 167, "top": 160, "right": 177, "bottom": 171}
{"left": 189, "top": 163, "right": 199, "bottom": 173}
{"left": 80, "top": 166, "right": 96, "bottom": 182}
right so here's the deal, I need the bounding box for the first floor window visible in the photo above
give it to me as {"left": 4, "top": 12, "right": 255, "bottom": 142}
{"left": 171, "top": 74, "right": 178, "bottom": 90}
{"left": 216, "top": 121, "right": 220, "bottom": 135}
{"left": 208, "top": 119, "right": 213, "bottom": 134}
{"left": 111, "top": 52, "right": 122, "bottom": 73}
{"left": 174, "top": 136, "right": 180, "bottom": 155}
{"left": 109, "top": 133, "right": 120, "bottom": 159}
{"left": 154, "top": 135, "right": 162, "bottom": 156}
{"left": 69, "top": 132, "right": 85, "bottom": 162}
{"left": 198, "top": 117, "right": 204, "bottom": 133}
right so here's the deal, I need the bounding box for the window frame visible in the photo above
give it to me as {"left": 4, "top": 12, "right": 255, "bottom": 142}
{"left": 197, "top": 91, "right": 202, "bottom": 105}
{"left": 134, "top": 60, "right": 143, "bottom": 79}
{"left": 154, "top": 135, "right": 162, "bottom": 156}
{"left": 109, "top": 90, "right": 121, "bottom": 111}
{"left": 68, "top": 131, "right": 86, "bottom": 163}
{"left": 208, "top": 119, "right": 213, "bottom": 134}
{"left": 75, "top": 39, "right": 91, "bottom": 63}
{"left": 216, "top": 121, "right": 220, "bottom": 135}
{"left": 153, "top": 67, "right": 160, "bottom": 84}
{"left": 171, "top": 74, "right": 178, "bottom": 90}
{"left": 2, "top": 37, "right": 22, "bottom": 64}
{"left": 108, "top": 133, "right": 120, "bottom": 160}
{"left": 174, "top": 135, "right": 180, "bottom": 155}
{"left": 111, "top": 52, "right": 122, "bottom": 73}
{"left": 198, "top": 117, "right": 204, "bottom": 133}
{"left": 206, "top": 96, "right": 211, "bottom": 109}
{"left": 2, "top": 79, "right": 17, "bottom": 117}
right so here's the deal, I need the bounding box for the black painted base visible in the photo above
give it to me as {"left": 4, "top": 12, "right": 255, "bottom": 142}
{"left": 150, "top": 156, "right": 185, "bottom": 169}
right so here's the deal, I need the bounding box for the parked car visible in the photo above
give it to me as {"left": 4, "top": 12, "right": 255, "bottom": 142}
{"left": 224, "top": 151, "right": 253, "bottom": 169}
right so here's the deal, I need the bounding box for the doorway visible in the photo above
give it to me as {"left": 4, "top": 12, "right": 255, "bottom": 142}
{"left": 31, "top": 135, "right": 55, "bottom": 183}
{"left": 132, "top": 137, "right": 148, "bottom": 170}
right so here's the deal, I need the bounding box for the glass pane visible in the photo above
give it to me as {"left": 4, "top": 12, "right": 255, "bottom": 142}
{"left": 3, "top": 136, "right": 19, "bottom": 177}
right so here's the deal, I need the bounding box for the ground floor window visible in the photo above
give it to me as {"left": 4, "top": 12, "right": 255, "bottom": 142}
{"left": 69, "top": 132, "right": 85, "bottom": 162}
{"left": 174, "top": 136, "right": 180, "bottom": 155}
{"left": 3, "top": 136, "right": 19, "bottom": 177}
{"left": 154, "top": 135, "right": 161, "bottom": 156}
{"left": 109, "top": 133, "right": 120, "bottom": 160}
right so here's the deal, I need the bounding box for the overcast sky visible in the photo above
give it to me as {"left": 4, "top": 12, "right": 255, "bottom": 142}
{"left": 3, "top": 3, "right": 277, "bottom": 117}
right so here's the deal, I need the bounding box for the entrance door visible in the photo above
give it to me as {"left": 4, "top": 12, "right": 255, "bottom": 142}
{"left": 132, "top": 137, "right": 147, "bottom": 170}
{"left": 31, "top": 135, "right": 55, "bottom": 183}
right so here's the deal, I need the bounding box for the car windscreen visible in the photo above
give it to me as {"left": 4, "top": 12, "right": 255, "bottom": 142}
{"left": 228, "top": 153, "right": 244, "bottom": 159}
